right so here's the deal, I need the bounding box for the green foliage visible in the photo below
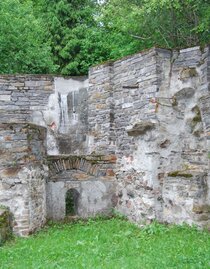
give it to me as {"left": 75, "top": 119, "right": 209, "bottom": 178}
{"left": 0, "top": 0, "right": 56, "bottom": 74}
{"left": 141, "top": 220, "right": 169, "bottom": 235}
{"left": 111, "top": 209, "right": 128, "bottom": 220}
{"left": 0, "top": 218, "right": 210, "bottom": 268}
{"left": 100, "top": 0, "right": 210, "bottom": 51}
{"left": 37, "top": 0, "right": 110, "bottom": 75}
{"left": 1, "top": 0, "right": 209, "bottom": 75}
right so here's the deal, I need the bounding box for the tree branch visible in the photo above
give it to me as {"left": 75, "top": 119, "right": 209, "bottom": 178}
{"left": 130, "top": 34, "right": 151, "bottom": 40}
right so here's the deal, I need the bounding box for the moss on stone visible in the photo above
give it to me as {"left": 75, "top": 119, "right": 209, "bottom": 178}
{"left": 0, "top": 210, "right": 10, "bottom": 228}
{"left": 192, "top": 204, "right": 210, "bottom": 214}
{"left": 0, "top": 208, "right": 12, "bottom": 246}
{"left": 168, "top": 171, "right": 193, "bottom": 178}
{"left": 180, "top": 67, "right": 198, "bottom": 80}
{"left": 192, "top": 114, "right": 201, "bottom": 124}
{"left": 191, "top": 106, "right": 202, "bottom": 125}
{"left": 27, "top": 133, "right": 34, "bottom": 141}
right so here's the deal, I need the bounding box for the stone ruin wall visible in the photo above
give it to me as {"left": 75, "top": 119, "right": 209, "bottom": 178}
{"left": 0, "top": 45, "right": 209, "bottom": 235}
{"left": 89, "top": 45, "right": 210, "bottom": 227}
{"left": 0, "top": 76, "right": 53, "bottom": 236}
{"left": 0, "top": 75, "right": 117, "bottom": 234}
{"left": 0, "top": 123, "right": 47, "bottom": 236}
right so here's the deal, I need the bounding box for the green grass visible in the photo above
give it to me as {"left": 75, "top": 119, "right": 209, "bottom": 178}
{"left": 0, "top": 218, "right": 210, "bottom": 269}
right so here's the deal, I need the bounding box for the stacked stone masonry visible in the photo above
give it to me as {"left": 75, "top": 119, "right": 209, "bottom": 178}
{"left": 0, "top": 123, "right": 47, "bottom": 236}
{"left": 0, "top": 45, "right": 209, "bottom": 235}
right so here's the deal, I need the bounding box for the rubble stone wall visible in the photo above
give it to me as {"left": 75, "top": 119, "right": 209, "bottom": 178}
{"left": 0, "top": 45, "right": 209, "bottom": 233}
{"left": 0, "top": 123, "right": 48, "bottom": 236}
{"left": 0, "top": 75, "right": 54, "bottom": 124}
{"left": 89, "top": 46, "right": 210, "bottom": 228}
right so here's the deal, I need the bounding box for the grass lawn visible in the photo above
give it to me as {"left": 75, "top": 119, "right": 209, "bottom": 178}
{"left": 0, "top": 218, "right": 210, "bottom": 269}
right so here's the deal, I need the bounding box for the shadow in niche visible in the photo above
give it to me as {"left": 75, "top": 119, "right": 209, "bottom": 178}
{"left": 65, "top": 189, "right": 80, "bottom": 216}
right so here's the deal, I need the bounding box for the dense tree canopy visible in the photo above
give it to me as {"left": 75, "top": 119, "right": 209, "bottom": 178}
{"left": 37, "top": 0, "right": 100, "bottom": 75}
{"left": 101, "top": 0, "right": 210, "bottom": 50}
{"left": 0, "top": 0, "right": 209, "bottom": 75}
{"left": 0, "top": 0, "right": 56, "bottom": 74}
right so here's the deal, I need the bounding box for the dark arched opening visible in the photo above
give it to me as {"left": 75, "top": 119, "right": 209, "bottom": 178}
{"left": 65, "top": 188, "right": 80, "bottom": 216}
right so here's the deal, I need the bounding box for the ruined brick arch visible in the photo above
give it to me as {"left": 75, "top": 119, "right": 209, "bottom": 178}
{"left": 47, "top": 155, "right": 116, "bottom": 178}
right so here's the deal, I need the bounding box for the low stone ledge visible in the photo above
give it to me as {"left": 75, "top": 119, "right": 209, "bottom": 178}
{"left": 127, "top": 121, "right": 155, "bottom": 136}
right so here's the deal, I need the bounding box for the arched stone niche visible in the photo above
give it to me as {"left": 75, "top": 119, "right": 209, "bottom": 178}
{"left": 46, "top": 170, "right": 116, "bottom": 221}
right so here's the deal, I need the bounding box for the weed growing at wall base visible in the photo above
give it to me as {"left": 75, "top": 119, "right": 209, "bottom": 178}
{"left": 0, "top": 218, "right": 210, "bottom": 269}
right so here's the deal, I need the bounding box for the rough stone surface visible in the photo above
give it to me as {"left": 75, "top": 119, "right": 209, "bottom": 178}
{"left": 0, "top": 45, "right": 209, "bottom": 235}
{"left": 110, "top": 46, "right": 210, "bottom": 227}
{"left": 0, "top": 123, "right": 48, "bottom": 236}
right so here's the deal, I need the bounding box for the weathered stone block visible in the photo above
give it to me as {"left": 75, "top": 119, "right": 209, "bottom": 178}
{"left": 192, "top": 204, "right": 210, "bottom": 214}
{"left": 127, "top": 121, "right": 155, "bottom": 136}
{"left": 180, "top": 67, "right": 198, "bottom": 80}
{"left": 0, "top": 95, "right": 11, "bottom": 101}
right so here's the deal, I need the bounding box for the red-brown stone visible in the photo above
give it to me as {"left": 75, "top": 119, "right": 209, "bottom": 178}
{"left": 106, "top": 169, "right": 115, "bottom": 177}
